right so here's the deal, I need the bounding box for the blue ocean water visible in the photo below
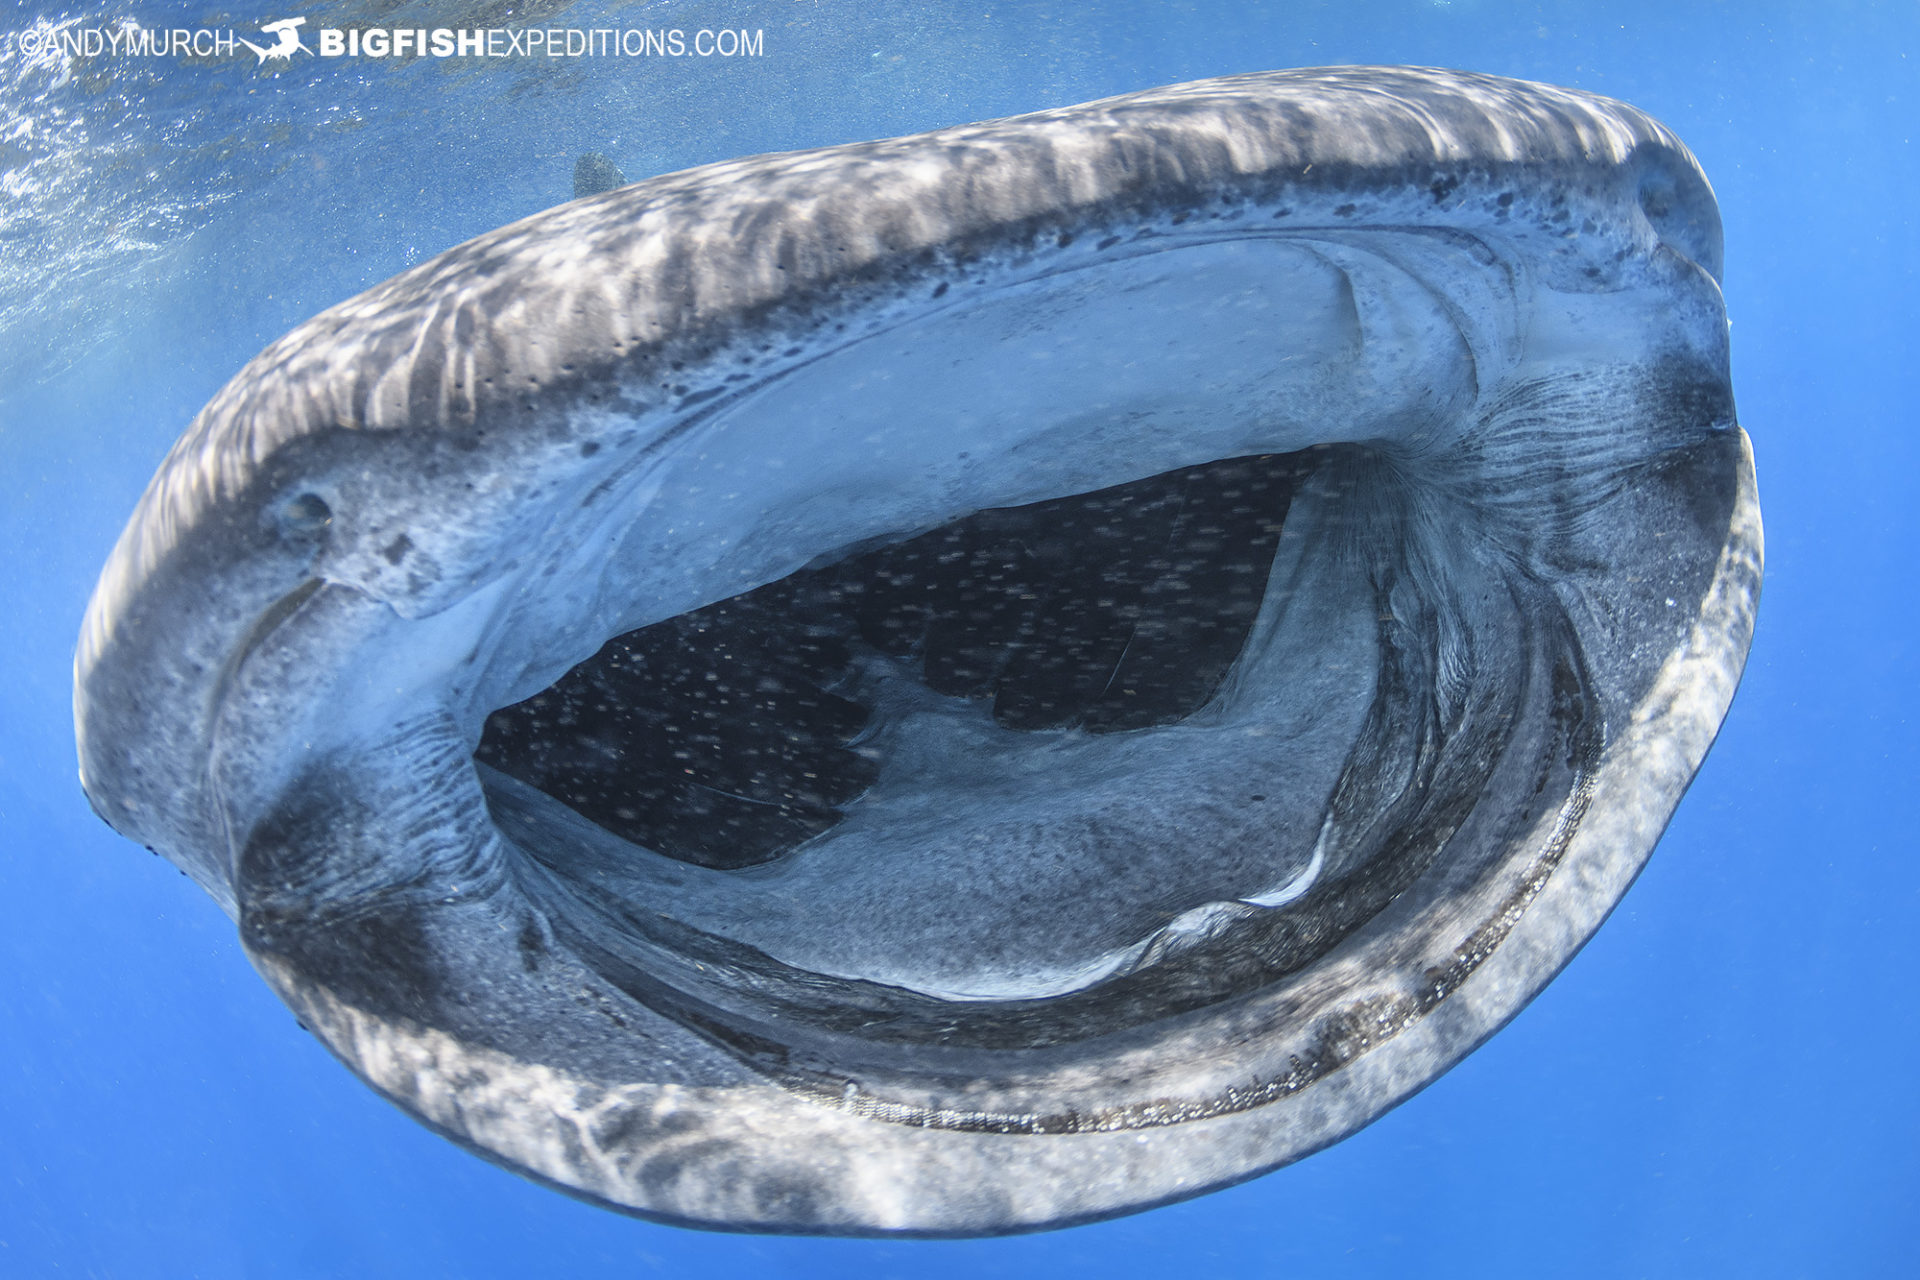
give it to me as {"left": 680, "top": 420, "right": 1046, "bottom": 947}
{"left": 2, "top": 1, "right": 1913, "bottom": 1275}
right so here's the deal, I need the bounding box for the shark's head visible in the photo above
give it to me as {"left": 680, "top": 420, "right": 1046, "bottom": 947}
{"left": 75, "top": 67, "right": 1757, "bottom": 1234}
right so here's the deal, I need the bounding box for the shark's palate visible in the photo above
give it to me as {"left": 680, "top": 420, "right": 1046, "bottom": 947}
{"left": 74, "top": 67, "right": 1759, "bottom": 1234}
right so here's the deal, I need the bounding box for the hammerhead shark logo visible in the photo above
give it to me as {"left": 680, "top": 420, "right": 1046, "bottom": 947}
{"left": 237, "top": 17, "right": 310, "bottom": 63}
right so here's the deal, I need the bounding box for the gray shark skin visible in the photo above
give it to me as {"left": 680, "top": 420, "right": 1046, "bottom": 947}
{"left": 74, "top": 68, "right": 1759, "bottom": 1235}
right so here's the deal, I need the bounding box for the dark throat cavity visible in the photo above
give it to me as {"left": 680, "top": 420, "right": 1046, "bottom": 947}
{"left": 476, "top": 449, "right": 1321, "bottom": 871}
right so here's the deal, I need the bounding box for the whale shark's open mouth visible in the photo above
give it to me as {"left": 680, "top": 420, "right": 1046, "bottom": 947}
{"left": 425, "top": 222, "right": 1578, "bottom": 1031}
{"left": 74, "top": 69, "right": 1760, "bottom": 1234}
{"left": 482, "top": 449, "right": 1315, "bottom": 874}
{"left": 478, "top": 447, "right": 1339, "bottom": 1007}
{"left": 431, "top": 218, "right": 1608, "bottom": 1044}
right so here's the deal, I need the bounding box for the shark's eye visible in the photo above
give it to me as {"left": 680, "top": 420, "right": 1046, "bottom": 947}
{"left": 75, "top": 68, "right": 1758, "bottom": 1235}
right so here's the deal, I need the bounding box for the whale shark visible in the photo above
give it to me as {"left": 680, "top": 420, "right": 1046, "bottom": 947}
{"left": 73, "top": 67, "right": 1759, "bottom": 1234}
